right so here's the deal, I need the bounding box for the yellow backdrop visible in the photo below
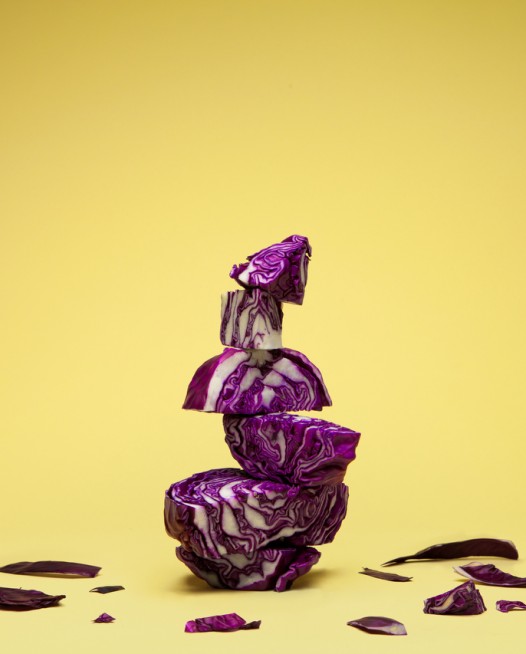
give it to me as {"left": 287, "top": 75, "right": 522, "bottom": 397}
{"left": 1, "top": 1, "right": 525, "bottom": 652}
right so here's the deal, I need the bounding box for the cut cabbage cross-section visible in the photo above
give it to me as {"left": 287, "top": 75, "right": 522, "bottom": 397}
{"left": 224, "top": 413, "right": 360, "bottom": 486}
{"left": 164, "top": 468, "right": 348, "bottom": 559}
{"left": 220, "top": 289, "right": 283, "bottom": 350}
{"left": 182, "top": 348, "right": 331, "bottom": 414}
{"left": 230, "top": 235, "right": 311, "bottom": 305}
{"left": 176, "top": 545, "right": 320, "bottom": 591}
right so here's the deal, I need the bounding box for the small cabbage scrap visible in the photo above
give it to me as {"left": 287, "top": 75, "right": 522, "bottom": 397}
{"left": 93, "top": 613, "right": 115, "bottom": 623}
{"left": 455, "top": 562, "right": 526, "bottom": 588}
{"left": 183, "top": 347, "right": 331, "bottom": 414}
{"left": 0, "top": 560, "right": 101, "bottom": 577}
{"left": 90, "top": 586, "right": 125, "bottom": 594}
{"left": 176, "top": 545, "right": 320, "bottom": 591}
{"left": 359, "top": 568, "right": 412, "bottom": 582}
{"left": 220, "top": 289, "right": 283, "bottom": 350}
{"left": 165, "top": 468, "right": 348, "bottom": 559}
{"left": 230, "top": 234, "right": 311, "bottom": 305}
{"left": 382, "top": 538, "right": 518, "bottom": 566}
{"left": 0, "top": 586, "right": 65, "bottom": 611}
{"left": 423, "top": 580, "right": 486, "bottom": 615}
{"left": 224, "top": 413, "right": 360, "bottom": 486}
{"left": 347, "top": 616, "right": 407, "bottom": 635}
{"left": 496, "top": 600, "right": 526, "bottom": 612}
{"left": 185, "top": 612, "right": 260, "bottom": 633}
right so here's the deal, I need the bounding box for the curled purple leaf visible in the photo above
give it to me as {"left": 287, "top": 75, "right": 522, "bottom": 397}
{"left": 165, "top": 468, "right": 348, "bottom": 559}
{"left": 224, "top": 413, "right": 360, "bottom": 486}
{"left": 496, "top": 600, "right": 526, "bottom": 612}
{"left": 230, "top": 234, "right": 311, "bottom": 305}
{"left": 177, "top": 545, "right": 320, "bottom": 592}
{"left": 423, "top": 580, "right": 486, "bottom": 615}
{"left": 359, "top": 568, "right": 412, "bottom": 582}
{"left": 185, "top": 612, "right": 260, "bottom": 633}
{"left": 455, "top": 562, "right": 526, "bottom": 588}
{"left": 183, "top": 347, "right": 331, "bottom": 414}
{"left": 93, "top": 612, "right": 115, "bottom": 623}
{"left": 0, "top": 560, "right": 101, "bottom": 578}
{"left": 0, "top": 586, "right": 65, "bottom": 611}
{"left": 347, "top": 616, "right": 407, "bottom": 635}
{"left": 382, "top": 538, "right": 518, "bottom": 566}
{"left": 90, "top": 586, "right": 125, "bottom": 594}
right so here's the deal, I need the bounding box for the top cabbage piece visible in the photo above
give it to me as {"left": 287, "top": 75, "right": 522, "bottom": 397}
{"left": 182, "top": 347, "right": 331, "bottom": 414}
{"left": 229, "top": 235, "right": 311, "bottom": 305}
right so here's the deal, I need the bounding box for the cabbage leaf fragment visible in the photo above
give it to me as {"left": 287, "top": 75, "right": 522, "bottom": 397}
{"left": 347, "top": 616, "right": 407, "bottom": 635}
{"left": 423, "top": 580, "right": 486, "bottom": 615}
{"left": 0, "top": 560, "right": 101, "bottom": 577}
{"left": 359, "top": 567, "right": 412, "bottom": 582}
{"left": 455, "top": 562, "right": 526, "bottom": 588}
{"left": 0, "top": 586, "right": 65, "bottom": 611}
{"left": 90, "top": 586, "right": 125, "bottom": 594}
{"left": 496, "top": 600, "right": 526, "bottom": 612}
{"left": 382, "top": 538, "right": 518, "bottom": 566}
{"left": 185, "top": 612, "right": 261, "bottom": 633}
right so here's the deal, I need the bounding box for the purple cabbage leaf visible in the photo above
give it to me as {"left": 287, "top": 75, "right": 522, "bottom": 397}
{"left": 347, "top": 616, "right": 407, "bottom": 635}
{"left": 382, "top": 538, "right": 518, "bottom": 566}
{"left": 496, "top": 600, "right": 526, "bottom": 612}
{"left": 359, "top": 568, "right": 412, "bottom": 582}
{"left": 165, "top": 468, "right": 348, "bottom": 559}
{"left": 455, "top": 562, "right": 526, "bottom": 588}
{"left": 183, "top": 347, "right": 331, "bottom": 414}
{"left": 224, "top": 413, "right": 360, "bottom": 486}
{"left": 220, "top": 289, "right": 282, "bottom": 350}
{"left": 176, "top": 545, "right": 320, "bottom": 592}
{"left": 0, "top": 586, "right": 65, "bottom": 611}
{"left": 93, "top": 613, "right": 115, "bottom": 623}
{"left": 423, "top": 580, "right": 486, "bottom": 615}
{"left": 230, "top": 234, "right": 311, "bottom": 305}
{"left": 90, "top": 586, "right": 125, "bottom": 594}
{"left": 0, "top": 560, "right": 101, "bottom": 577}
{"left": 185, "top": 612, "right": 261, "bottom": 633}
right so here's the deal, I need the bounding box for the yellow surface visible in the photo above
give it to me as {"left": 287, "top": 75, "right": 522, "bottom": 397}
{"left": 1, "top": 1, "right": 525, "bottom": 652}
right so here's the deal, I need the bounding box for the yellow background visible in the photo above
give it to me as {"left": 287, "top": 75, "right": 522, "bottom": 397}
{"left": 1, "top": 1, "right": 525, "bottom": 652}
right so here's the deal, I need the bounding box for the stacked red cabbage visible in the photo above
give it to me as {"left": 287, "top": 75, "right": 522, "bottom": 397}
{"left": 165, "top": 235, "right": 361, "bottom": 591}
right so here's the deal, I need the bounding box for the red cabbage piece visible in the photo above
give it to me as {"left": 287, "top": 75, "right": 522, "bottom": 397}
{"left": 423, "top": 580, "right": 486, "bottom": 615}
{"left": 90, "top": 586, "right": 125, "bottom": 594}
{"left": 182, "top": 348, "right": 331, "bottom": 414}
{"left": 496, "top": 600, "right": 526, "bottom": 612}
{"left": 93, "top": 613, "right": 115, "bottom": 623}
{"left": 230, "top": 235, "right": 311, "bottom": 305}
{"left": 0, "top": 586, "right": 65, "bottom": 611}
{"left": 176, "top": 544, "right": 320, "bottom": 591}
{"left": 185, "top": 612, "right": 260, "bottom": 633}
{"left": 224, "top": 413, "right": 360, "bottom": 486}
{"left": 347, "top": 616, "right": 407, "bottom": 635}
{"left": 165, "top": 468, "right": 348, "bottom": 559}
{"left": 382, "top": 538, "right": 518, "bottom": 566}
{"left": 0, "top": 560, "right": 101, "bottom": 577}
{"left": 359, "top": 568, "right": 412, "bottom": 582}
{"left": 220, "top": 289, "right": 283, "bottom": 350}
{"left": 454, "top": 562, "right": 526, "bottom": 587}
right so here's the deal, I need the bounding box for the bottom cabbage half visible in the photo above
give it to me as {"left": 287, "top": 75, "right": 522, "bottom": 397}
{"left": 177, "top": 545, "right": 321, "bottom": 592}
